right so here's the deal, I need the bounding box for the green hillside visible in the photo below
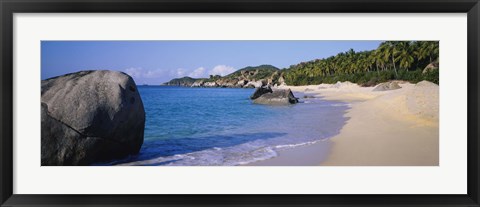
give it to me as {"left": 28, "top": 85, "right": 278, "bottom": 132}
{"left": 226, "top": 64, "right": 279, "bottom": 80}
{"left": 163, "top": 76, "right": 201, "bottom": 86}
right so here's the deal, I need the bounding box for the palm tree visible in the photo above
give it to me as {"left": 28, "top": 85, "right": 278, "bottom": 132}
{"left": 395, "top": 41, "right": 414, "bottom": 70}
{"left": 365, "top": 51, "right": 376, "bottom": 73}
{"left": 374, "top": 48, "right": 386, "bottom": 72}
{"left": 426, "top": 41, "right": 439, "bottom": 63}
{"left": 411, "top": 41, "right": 425, "bottom": 69}
{"left": 372, "top": 50, "right": 379, "bottom": 73}
{"left": 282, "top": 40, "right": 438, "bottom": 85}
{"left": 346, "top": 49, "right": 356, "bottom": 74}
{"left": 414, "top": 41, "right": 428, "bottom": 62}
{"left": 379, "top": 41, "right": 398, "bottom": 77}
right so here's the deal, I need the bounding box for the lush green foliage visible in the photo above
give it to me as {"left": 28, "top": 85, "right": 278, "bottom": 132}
{"left": 285, "top": 69, "right": 439, "bottom": 87}
{"left": 283, "top": 41, "right": 439, "bottom": 85}
{"left": 164, "top": 65, "right": 279, "bottom": 86}
{"left": 226, "top": 64, "right": 279, "bottom": 80}
{"left": 164, "top": 42, "right": 439, "bottom": 87}
{"left": 163, "top": 76, "right": 201, "bottom": 85}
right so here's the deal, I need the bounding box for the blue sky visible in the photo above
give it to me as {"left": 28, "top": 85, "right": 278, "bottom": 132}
{"left": 41, "top": 41, "right": 382, "bottom": 85}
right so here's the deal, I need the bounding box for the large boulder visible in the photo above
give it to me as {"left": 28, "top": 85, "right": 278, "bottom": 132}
{"left": 244, "top": 80, "right": 264, "bottom": 88}
{"left": 277, "top": 76, "right": 286, "bottom": 85}
{"left": 191, "top": 79, "right": 205, "bottom": 87}
{"left": 223, "top": 79, "right": 238, "bottom": 88}
{"left": 250, "top": 86, "right": 298, "bottom": 105}
{"left": 373, "top": 81, "right": 402, "bottom": 91}
{"left": 236, "top": 79, "right": 248, "bottom": 88}
{"left": 41, "top": 70, "right": 145, "bottom": 165}
{"left": 423, "top": 61, "right": 439, "bottom": 74}
{"left": 215, "top": 79, "right": 227, "bottom": 86}
{"left": 250, "top": 86, "right": 273, "bottom": 99}
{"left": 332, "top": 81, "right": 355, "bottom": 88}
{"left": 204, "top": 81, "right": 218, "bottom": 87}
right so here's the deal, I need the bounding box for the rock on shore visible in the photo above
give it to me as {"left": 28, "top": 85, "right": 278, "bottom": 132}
{"left": 41, "top": 70, "right": 145, "bottom": 165}
{"left": 250, "top": 86, "right": 299, "bottom": 105}
{"left": 163, "top": 65, "right": 286, "bottom": 88}
{"left": 373, "top": 81, "right": 402, "bottom": 91}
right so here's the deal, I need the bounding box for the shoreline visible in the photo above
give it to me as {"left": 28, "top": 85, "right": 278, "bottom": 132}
{"left": 248, "top": 81, "right": 439, "bottom": 166}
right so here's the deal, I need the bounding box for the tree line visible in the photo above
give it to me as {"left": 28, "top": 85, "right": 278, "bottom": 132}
{"left": 283, "top": 41, "right": 439, "bottom": 86}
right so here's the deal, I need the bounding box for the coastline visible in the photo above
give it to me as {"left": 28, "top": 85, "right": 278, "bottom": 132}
{"left": 248, "top": 81, "right": 439, "bottom": 166}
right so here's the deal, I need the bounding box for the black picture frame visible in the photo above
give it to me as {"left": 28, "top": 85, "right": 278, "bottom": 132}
{"left": 1, "top": 0, "right": 479, "bottom": 206}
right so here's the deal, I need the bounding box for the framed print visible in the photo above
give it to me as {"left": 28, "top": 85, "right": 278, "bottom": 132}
{"left": 1, "top": 0, "right": 479, "bottom": 206}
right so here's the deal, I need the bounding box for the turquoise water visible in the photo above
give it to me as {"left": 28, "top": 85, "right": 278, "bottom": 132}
{"left": 110, "top": 86, "right": 349, "bottom": 166}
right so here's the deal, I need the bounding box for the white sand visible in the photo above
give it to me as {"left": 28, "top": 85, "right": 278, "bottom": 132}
{"left": 250, "top": 81, "right": 439, "bottom": 166}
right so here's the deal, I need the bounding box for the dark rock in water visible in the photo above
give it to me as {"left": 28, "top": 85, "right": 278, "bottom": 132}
{"left": 373, "top": 81, "right": 402, "bottom": 91}
{"left": 250, "top": 86, "right": 298, "bottom": 105}
{"left": 41, "top": 70, "right": 145, "bottom": 165}
{"left": 303, "top": 95, "right": 316, "bottom": 99}
{"left": 250, "top": 86, "right": 273, "bottom": 99}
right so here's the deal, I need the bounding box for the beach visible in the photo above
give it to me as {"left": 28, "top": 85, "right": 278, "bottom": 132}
{"left": 249, "top": 81, "right": 439, "bottom": 166}
{"left": 40, "top": 41, "right": 441, "bottom": 166}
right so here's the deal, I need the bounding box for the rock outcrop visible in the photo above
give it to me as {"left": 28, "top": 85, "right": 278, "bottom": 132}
{"left": 244, "top": 80, "right": 264, "bottom": 88}
{"left": 237, "top": 80, "right": 248, "bottom": 87}
{"left": 191, "top": 79, "right": 205, "bottom": 87}
{"left": 203, "top": 81, "right": 218, "bottom": 87}
{"left": 250, "top": 86, "right": 273, "bottom": 99}
{"left": 277, "top": 76, "right": 286, "bottom": 86}
{"left": 250, "top": 86, "right": 298, "bottom": 105}
{"left": 41, "top": 70, "right": 145, "bottom": 165}
{"left": 163, "top": 65, "right": 283, "bottom": 88}
{"left": 373, "top": 81, "right": 402, "bottom": 91}
{"left": 423, "top": 60, "right": 439, "bottom": 74}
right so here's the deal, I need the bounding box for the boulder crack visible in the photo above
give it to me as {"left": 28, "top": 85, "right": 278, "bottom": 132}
{"left": 43, "top": 103, "right": 125, "bottom": 145}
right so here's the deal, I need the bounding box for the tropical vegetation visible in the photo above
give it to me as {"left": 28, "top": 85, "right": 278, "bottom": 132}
{"left": 283, "top": 41, "right": 439, "bottom": 86}
{"left": 163, "top": 41, "right": 439, "bottom": 87}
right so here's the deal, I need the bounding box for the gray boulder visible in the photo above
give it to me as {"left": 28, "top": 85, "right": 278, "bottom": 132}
{"left": 250, "top": 86, "right": 273, "bottom": 99}
{"left": 191, "top": 79, "right": 205, "bottom": 87}
{"left": 250, "top": 86, "right": 298, "bottom": 105}
{"left": 41, "top": 70, "right": 145, "bottom": 165}
{"left": 204, "top": 81, "right": 218, "bottom": 87}
{"left": 277, "top": 76, "right": 286, "bottom": 85}
{"left": 423, "top": 61, "right": 439, "bottom": 74}
{"left": 373, "top": 81, "right": 402, "bottom": 91}
{"left": 244, "top": 80, "right": 264, "bottom": 88}
{"left": 236, "top": 80, "right": 248, "bottom": 88}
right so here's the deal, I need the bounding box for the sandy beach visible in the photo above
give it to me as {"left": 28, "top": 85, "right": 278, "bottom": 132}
{"left": 249, "top": 81, "right": 439, "bottom": 166}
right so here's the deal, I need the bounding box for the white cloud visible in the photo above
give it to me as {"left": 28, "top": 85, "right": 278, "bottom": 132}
{"left": 169, "top": 65, "right": 236, "bottom": 78}
{"left": 123, "top": 68, "right": 143, "bottom": 79}
{"left": 122, "top": 64, "right": 236, "bottom": 85}
{"left": 123, "top": 67, "right": 170, "bottom": 85}
{"left": 124, "top": 67, "right": 165, "bottom": 79}
{"left": 144, "top": 70, "right": 165, "bottom": 78}
{"left": 188, "top": 67, "right": 207, "bottom": 78}
{"left": 208, "top": 65, "right": 235, "bottom": 76}
{"left": 175, "top": 68, "right": 187, "bottom": 77}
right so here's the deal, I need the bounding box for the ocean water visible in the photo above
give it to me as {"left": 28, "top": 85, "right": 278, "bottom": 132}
{"left": 108, "top": 86, "right": 349, "bottom": 166}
